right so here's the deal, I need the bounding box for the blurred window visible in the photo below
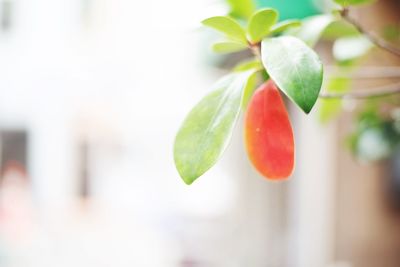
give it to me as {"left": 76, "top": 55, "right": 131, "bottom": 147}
{"left": 0, "top": 0, "right": 13, "bottom": 32}
{"left": 0, "top": 130, "right": 28, "bottom": 182}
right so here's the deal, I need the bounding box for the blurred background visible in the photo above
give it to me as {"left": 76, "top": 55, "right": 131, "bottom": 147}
{"left": 0, "top": 0, "right": 398, "bottom": 266}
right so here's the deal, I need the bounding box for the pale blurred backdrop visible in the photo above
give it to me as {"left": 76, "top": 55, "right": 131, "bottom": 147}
{"left": 0, "top": 0, "right": 398, "bottom": 267}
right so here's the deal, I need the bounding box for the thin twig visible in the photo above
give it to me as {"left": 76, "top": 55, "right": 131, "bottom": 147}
{"left": 320, "top": 10, "right": 400, "bottom": 99}
{"left": 249, "top": 42, "right": 261, "bottom": 59}
{"left": 319, "top": 81, "right": 400, "bottom": 99}
{"left": 341, "top": 8, "right": 400, "bottom": 57}
{"left": 325, "top": 66, "right": 400, "bottom": 79}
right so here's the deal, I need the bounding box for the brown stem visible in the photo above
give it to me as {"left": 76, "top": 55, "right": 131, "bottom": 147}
{"left": 319, "top": 81, "right": 400, "bottom": 99}
{"left": 340, "top": 8, "right": 400, "bottom": 57}
{"left": 249, "top": 42, "right": 261, "bottom": 58}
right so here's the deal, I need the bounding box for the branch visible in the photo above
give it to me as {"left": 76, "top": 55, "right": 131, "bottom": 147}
{"left": 341, "top": 8, "right": 400, "bottom": 57}
{"left": 249, "top": 42, "right": 261, "bottom": 59}
{"left": 325, "top": 66, "right": 400, "bottom": 79}
{"left": 319, "top": 81, "right": 400, "bottom": 99}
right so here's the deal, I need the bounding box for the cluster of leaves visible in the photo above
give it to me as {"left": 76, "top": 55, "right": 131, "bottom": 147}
{"left": 174, "top": 8, "right": 323, "bottom": 185}
{"left": 173, "top": 0, "right": 397, "bottom": 185}
{"left": 349, "top": 105, "right": 400, "bottom": 162}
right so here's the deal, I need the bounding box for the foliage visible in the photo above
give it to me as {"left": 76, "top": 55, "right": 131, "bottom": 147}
{"left": 334, "top": 0, "right": 376, "bottom": 7}
{"left": 348, "top": 106, "right": 400, "bottom": 161}
{"left": 174, "top": 0, "right": 400, "bottom": 184}
{"left": 226, "top": 0, "right": 256, "bottom": 19}
{"left": 247, "top": 9, "right": 278, "bottom": 42}
{"left": 261, "top": 36, "right": 323, "bottom": 113}
{"left": 202, "top": 16, "right": 248, "bottom": 44}
{"left": 319, "top": 77, "right": 351, "bottom": 123}
{"left": 244, "top": 81, "right": 294, "bottom": 179}
{"left": 289, "top": 14, "right": 335, "bottom": 47}
{"left": 174, "top": 72, "right": 254, "bottom": 185}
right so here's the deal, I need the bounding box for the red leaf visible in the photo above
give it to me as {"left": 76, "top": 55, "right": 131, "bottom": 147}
{"left": 245, "top": 80, "right": 295, "bottom": 180}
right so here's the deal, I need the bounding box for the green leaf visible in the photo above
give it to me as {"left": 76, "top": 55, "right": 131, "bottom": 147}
{"left": 202, "top": 16, "right": 247, "bottom": 44}
{"left": 334, "top": 0, "right": 376, "bottom": 6}
{"left": 233, "top": 59, "right": 262, "bottom": 71}
{"left": 270, "top": 19, "right": 301, "bottom": 35}
{"left": 321, "top": 20, "right": 359, "bottom": 40}
{"left": 226, "top": 0, "right": 256, "bottom": 19}
{"left": 289, "top": 14, "right": 335, "bottom": 47}
{"left": 241, "top": 72, "right": 259, "bottom": 108}
{"left": 247, "top": 8, "right": 278, "bottom": 42}
{"left": 174, "top": 71, "right": 254, "bottom": 185}
{"left": 261, "top": 36, "right": 323, "bottom": 113}
{"left": 319, "top": 77, "right": 351, "bottom": 123}
{"left": 212, "top": 41, "right": 247, "bottom": 54}
{"left": 333, "top": 36, "right": 373, "bottom": 62}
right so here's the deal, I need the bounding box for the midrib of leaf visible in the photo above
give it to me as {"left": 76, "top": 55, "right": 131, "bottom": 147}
{"left": 291, "top": 54, "right": 308, "bottom": 109}
{"left": 190, "top": 78, "right": 242, "bottom": 179}
{"left": 280, "top": 40, "right": 308, "bottom": 109}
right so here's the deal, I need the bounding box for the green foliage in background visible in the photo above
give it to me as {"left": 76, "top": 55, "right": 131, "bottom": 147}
{"left": 319, "top": 77, "right": 351, "bottom": 123}
{"left": 334, "top": 0, "right": 376, "bottom": 7}
{"left": 349, "top": 106, "right": 400, "bottom": 161}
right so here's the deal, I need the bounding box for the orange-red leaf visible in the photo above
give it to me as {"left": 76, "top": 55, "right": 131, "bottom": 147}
{"left": 244, "top": 80, "right": 295, "bottom": 180}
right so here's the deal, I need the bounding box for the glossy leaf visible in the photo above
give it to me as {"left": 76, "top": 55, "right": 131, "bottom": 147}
{"left": 202, "top": 16, "right": 247, "bottom": 44}
{"left": 174, "top": 71, "right": 254, "bottom": 185}
{"left": 290, "top": 14, "right": 335, "bottom": 47}
{"left": 226, "top": 0, "right": 255, "bottom": 19}
{"left": 261, "top": 36, "right": 323, "bottom": 113}
{"left": 270, "top": 19, "right": 301, "bottom": 35}
{"left": 247, "top": 8, "right": 278, "bottom": 42}
{"left": 245, "top": 80, "right": 294, "bottom": 180}
{"left": 212, "top": 41, "right": 247, "bottom": 53}
{"left": 233, "top": 59, "right": 262, "bottom": 72}
{"left": 233, "top": 60, "right": 263, "bottom": 107}
{"left": 241, "top": 72, "right": 258, "bottom": 108}
{"left": 322, "top": 20, "right": 359, "bottom": 40}
{"left": 333, "top": 36, "right": 373, "bottom": 62}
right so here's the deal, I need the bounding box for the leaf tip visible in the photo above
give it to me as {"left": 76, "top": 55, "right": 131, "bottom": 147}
{"left": 182, "top": 177, "right": 195, "bottom": 185}
{"left": 174, "top": 160, "right": 197, "bottom": 185}
{"left": 176, "top": 166, "right": 200, "bottom": 185}
{"left": 302, "top": 105, "right": 313, "bottom": 114}
{"left": 200, "top": 17, "right": 211, "bottom": 25}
